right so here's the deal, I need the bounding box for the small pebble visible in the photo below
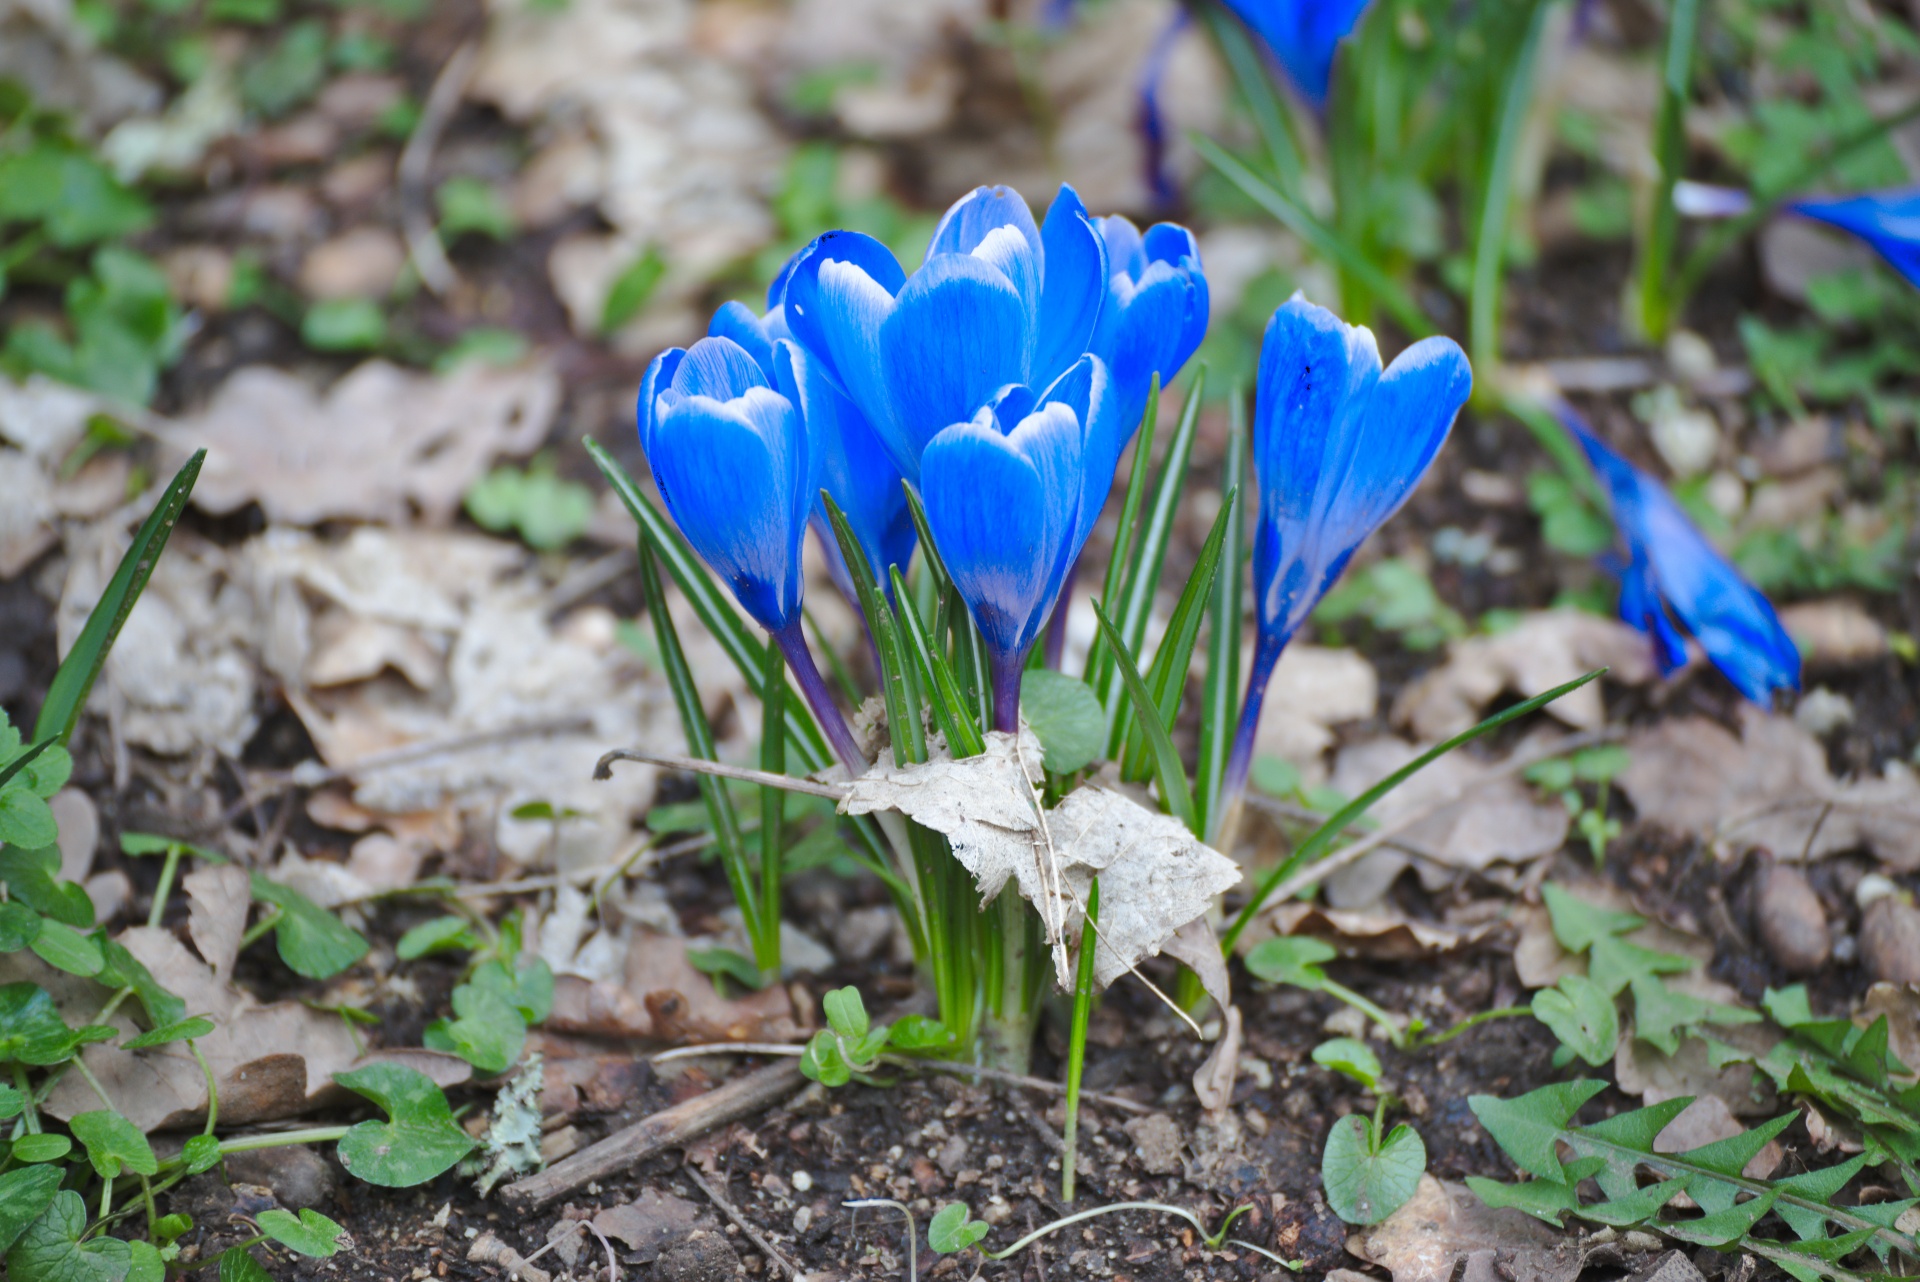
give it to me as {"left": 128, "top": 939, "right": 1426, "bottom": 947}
{"left": 1860, "top": 896, "right": 1920, "bottom": 985}
{"left": 1752, "top": 862, "right": 1829, "bottom": 974}
{"left": 790, "top": 1170, "right": 812, "bottom": 1192}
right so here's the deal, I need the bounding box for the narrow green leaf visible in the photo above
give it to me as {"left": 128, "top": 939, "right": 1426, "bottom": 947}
{"left": 893, "top": 566, "right": 984, "bottom": 760}
{"left": 1201, "top": 5, "right": 1305, "bottom": 201}
{"left": 9, "top": 1135, "right": 71, "bottom": 1163}
{"left": 1085, "top": 375, "right": 1159, "bottom": 692}
{"left": 29, "top": 919, "right": 103, "bottom": 978}
{"left": 1657, "top": 1189, "right": 1778, "bottom": 1247}
{"left": 35, "top": 450, "right": 204, "bottom": 746}
{"left": 1465, "top": 1175, "right": 1579, "bottom": 1226}
{"left": 1674, "top": 1111, "right": 1798, "bottom": 1213}
{"left": 1194, "top": 135, "right": 1434, "bottom": 338}
{"left": 1090, "top": 602, "right": 1195, "bottom": 832}
{"left": 123, "top": 1016, "right": 215, "bottom": 1049}
{"left": 1224, "top": 671, "right": 1604, "bottom": 953}
{"left": 1196, "top": 394, "right": 1247, "bottom": 842}
{"left": 1777, "top": 1156, "right": 1869, "bottom": 1241}
{"left": 1468, "top": 0, "right": 1553, "bottom": 369}
{"left": 1576, "top": 1177, "right": 1689, "bottom": 1227}
{"left": 824, "top": 494, "right": 921, "bottom": 766}
{"left": 256, "top": 1207, "right": 345, "bottom": 1258}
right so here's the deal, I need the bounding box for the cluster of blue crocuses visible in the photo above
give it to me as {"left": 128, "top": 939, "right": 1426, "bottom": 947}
{"left": 638, "top": 179, "right": 1799, "bottom": 826}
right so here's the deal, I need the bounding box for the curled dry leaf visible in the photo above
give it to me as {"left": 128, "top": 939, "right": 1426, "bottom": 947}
{"left": 1347, "top": 1176, "right": 1586, "bottom": 1282}
{"left": 545, "top": 931, "right": 803, "bottom": 1044}
{"left": 1191, "top": 1004, "right": 1242, "bottom": 1116}
{"left": 1617, "top": 705, "right": 1920, "bottom": 868}
{"left": 1392, "top": 611, "right": 1655, "bottom": 743}
{"left": 840, "top": 732, "right": 1241, "bottom": 997}
{"left": 164, "top": 360, "right": 558, "bottom": 526}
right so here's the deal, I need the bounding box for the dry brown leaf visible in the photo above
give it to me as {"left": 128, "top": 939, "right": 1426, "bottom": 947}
{"left": 1347, "top": 1176, "right": 1584, "bottom": 1282}
{"left": 184, "top": 863, "right": 251, "bottom": 983}
{"left": 1861, "top": 983, "right": 1920, "bottom": 1071}
{"left": 165, "top": 360, "right": 557, "bottom": 525}
{"left": 1391, "top": 611, "right": 1655, "bottom": 742}
{"left": 1252, "top": 644, "right": 1378, "bottom": 771}
{"left": 1779, "top": 599, "right": 1888, "bottom": 666}
{"left": 546, "top": 932, "right": 804, "bottom": 1043}
{"left": 1652, "top": 1093, "right": 1781, "bottom": 1178}
{"left": 1245, "top": 903, "right": 1493, "bottom": 960}
{"left": 1191, "top": 1004, "right": 1241, "bottom": 1116}
{"left": 1617, "top": 705, "right": 1920, "bottom": 867}
{"left": 592, "top": 1189, "right": 709, "bottom": 1262}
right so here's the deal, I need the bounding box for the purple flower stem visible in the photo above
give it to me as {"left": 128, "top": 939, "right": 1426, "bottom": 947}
{"left": 771, "top": 619, "right": 868, "bottom": 776}
{"left": 1043, "top": 554, "right": 1084, "bottom": 670}
{"left": 991, "top": 649, "right": 1029, "bottom": 735}
{"left": 1220, "top": 629, "right": 1287, "bottom": 818}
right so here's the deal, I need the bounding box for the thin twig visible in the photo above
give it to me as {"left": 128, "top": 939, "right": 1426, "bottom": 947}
{"left": 684, "top": 1164, "right": 800, "bottom": 1280}
{"left": 1253, "top": 728, "right": 1622, "bottom": 909}
{"left": 595, "top": 749, "right": 847, "bottom": 798}
{"left": 650, "top": 1043, "right": 804, "bottom": 1064}
{"left": 883, "top": 1056, "right": 1152, "bottom": 1115}
{"left": 399, "top": 41, "right": 477, "bottom": 297}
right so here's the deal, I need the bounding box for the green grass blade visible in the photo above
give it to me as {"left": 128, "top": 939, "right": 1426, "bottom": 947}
{"left": 891, "top": 567, "right": 985, "bottom": 759}
{"left": 901, "top": 485, "right": 951, "bottom": 596}
{"left": 1202, "top": 3, "right": 1306, "bottom": 203}
{"left": 1083, "top": 376, "right": 1160, "bottom": 688}
{"left": 1633, "top": 0, "right": 1702, "bottom": 342}
{"left": 1469, "top": 0, "right": 1554, "bottom": 370}
{"left": 1195, "top": 135, "right": 1435, "bottom": 339}
{"left": 638, "top": 546, "right": 754, "bottom": 935}
{"left": 1097, "top": 371, "right": 1204, "bottom": 734}
{"left": 755, "top": 639, "right": 786, "bottom": 972}
{"left": 1221, "top": 669, "right": 1606, "bottom": 953}
{"left": 35, "top": 449, "right": 204, "bottom": 746}
{"left": 1061, "top": 875, "right": 1099, "bottom": 1204}
{"left": 1091, "top": 601, "right": 1196, "bottom": 833}
{"left": 1196, "top": 397, "right": 1247, "bottom": 841}
{"left": 1116, "top": 486, "right": 1236, "bottom": 779}
{"left": 585, "top": 437, "right": 832, "bottom": 770}
{"left": 823, "top": 494, "right": 923, "bottom": 766}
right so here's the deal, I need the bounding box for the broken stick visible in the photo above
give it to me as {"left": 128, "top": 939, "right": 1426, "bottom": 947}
{"left": 500, "top": 1060, "right": 804, "bottom": 1212}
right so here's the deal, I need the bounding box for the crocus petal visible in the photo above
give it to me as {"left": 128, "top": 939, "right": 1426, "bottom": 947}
{"left": 1143, "top": 221, "right": 1210, "bottom": 371}
{"left": 1033, "top": 185, "right": 1110, "bottom": 388}
{"left": 1223, "top": 0, "right": 1371, "bottom": 109}
{"left": 880, "top": 253, "right": 1032, "bottom": 482}
{"left": 785, "top": 233, "right": 905, "bottom": 460}
{"left": 671, "top": 335, "right": 770, "bottom": 402}
{"left": 1040, "top": 354, "right": 1123, "bottom": 560}
{"left": 922, "top": 402, "right": 1083, "bottom": 660}
{"left": 649, "top": 386, "right": 810, "bottom": 631}
{"left": 1252, "top": 298, "right": 1469, "bottom": 646}
{"left": 1790, "top": 189, "right": 1920, "bottom": 287}
{"left": 1569, "top": 416, "right": 1800, "bottom": 702}
{"left": 777, "top": 339, "right": 915, "bottom": 591}
{"left": 1091, "top": 261, "right": 1194, "bottom": 431}
{"left": 931, "top": 187, "right": 1043, "bottom": 332}
{"left": 636, "top": 346, "right": 686, "bottom": 456}
{"left": 707, "top": 300, "right": 778, "bottom": 381}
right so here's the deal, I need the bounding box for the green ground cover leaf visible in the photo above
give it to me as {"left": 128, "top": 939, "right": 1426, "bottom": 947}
{"left": 5, "top": 1189, "right": 133, "bottom": 1282}
{"left": 250, "top": 875, "right": 368, "bottom": 979}
{"left": 69, "top": 1110, "right": 157, "bottom": 1180}
{"left": 1322, "top": 1114, "right": 1426, "bottom": 1225}
{"left": 255, "top": 1208, "right": 344, "bottom": 1258}
{"left": 333, "top": 1063, "right": 475, "bottom": 1187}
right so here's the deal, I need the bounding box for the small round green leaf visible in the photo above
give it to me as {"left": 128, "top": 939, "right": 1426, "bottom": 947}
{"left": 1018, "top": 670, "right": 1105, "bottom": 773}
{"left": 1244, "top": 936, "right": 1336, "bottom": 990}
{"left": 256, "top": 1207, "right": 344, "bottom": 1258}
{"left": 1531, "top": 975, "right": 1619, "bottom": 1068}
{"left": 333, "top": 1063, "right": 475, "bottom": 1187}
{"left": 1311, "top": 1037, "right": 1382, "bottom": 1089}
{"left": 928, "top": 1202, "right": 990, "bottom": 1254}
{"left": 182, "top": 1134, "right": 222, "bottom": 1174}
{"left": 250, "top": 875, "right": 368, "bottom": 979}
{"left": 70, "top": 1109, "right": 158, "bottom": 1179}
{"left": 395, "top": 916, "right": 474, "bottom": 961}
{"left": 1321, "top": 1115, "right": 1427, "bottom": 1226}
{"left": 10, "top": 1134, "right": 72, "bottom": 1163}
{"left": 821, "top": 987, "right": 868, "bottom": 1040}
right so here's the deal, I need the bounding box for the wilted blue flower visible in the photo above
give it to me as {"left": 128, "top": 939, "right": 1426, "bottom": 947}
{"left": 1559, "top": 406, "right": 1801, "bottom": 703}
{"left": 1789, "top": 187, "right": 1920, "bottom": 287}
{"left": 921, "top": 356, "right": 1117, "bottom": 730}
{"left": 638, "top": 334, "right": 814, "bottom": 634}
{"left": 1221, "top": 0, "right": 1372, "bottom": 110}
{"left": 782, "top": 183, "right": 1109, "bottom": 484}
{"left": 708, "top": 297, "right": 916, "bottom": 598}
{"left": 1227, "top": 296, "right": 1470, "bottom": 800}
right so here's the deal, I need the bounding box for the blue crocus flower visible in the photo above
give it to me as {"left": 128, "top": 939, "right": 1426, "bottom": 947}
{"left": 1221, "top": 0, "right": 1373, "bottom": 110}
{"left": 707, "top": 297, "right": 916, "bottom": 600}
{"left": 1226, "top": 296, "right": 1470, "bottom": 804}
{"left": 1789, "top": 187, "right": 1920, "bottom": 287}
{"left": 781, "top": 183, "right": 1109, "bottom": 485}
{"left": 1558, "top": 405, "right": 1801, "bottom": 703}
{"left": 1089, "top": 214, "right": 1209, "bottom": 438}
{"left": 637, "top": 332, "right": 867, "bottom": 771}
{"left": 921, "top": 356, "right": 1116, "bottom": 731}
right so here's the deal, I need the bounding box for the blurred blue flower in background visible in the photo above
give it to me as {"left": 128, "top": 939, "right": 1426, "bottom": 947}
{"left": 709, "top": 297, "right": 916, "bottom": 602}
{"left": 1221, "top": 0, "right": 1373, "bottom": 110}
{"left": 1227, "top": 296, "right": 1470, "bottom": 803}
{"left": 1788, "top": 187, "right": 1920, "bottom": 287}
{"left": 781, "top": 183, "right": 1109, "bottom": 483}
{"left": 1559, "top": 405, "right": 1801, "bottom": 703}
{"left": 922, "top": 357, "right": 1113, "bottom": 730}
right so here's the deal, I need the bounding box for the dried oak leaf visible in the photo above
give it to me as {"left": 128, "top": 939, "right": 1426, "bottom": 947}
{"left": 1391, "top": 610, "right": 1655, "bottom": 742}
{"left": 840, "top": 733, "right": 1240, "bottom": 997}
{"left": 1347, "top": 1176, "right": 1586, "bottom": 1282}
{"left": 165, "top": 360, "right": 557, "bottom": 525}
{"left": 1617, "top": 704, "right": 1920, "bottom": 867}
{"left": 592, "top": 1189, "right": 709, "bottom": 1262}
{"left": 546, "top": 931, "right": 802, "bottom": 1043}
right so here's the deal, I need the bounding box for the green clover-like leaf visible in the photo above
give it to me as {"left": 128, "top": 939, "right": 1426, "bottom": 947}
{"left": 70, "top": 1110, "right": 158, "bottom": 1180}
{"left": 1244, "top": 936, "right": 1336, "bottom": 990}
{"left": 0, "top": 1166, "right": 64, "bottom": 1258}
{"left": 1321, "top": 1114, "right": 1427, "bottom": 1226}
{"left": 1311, "top": 1037, "right": 1382, "bottom": 1089}
{"left": 5, "top": 1189, "right": 133, "bottom": 1282}
{"left": 249, "top": 875, "right": 368, "bottom": 980}
{"left": 1019, "top": 670, "right": 1106, "bottom": 773}
{"left": 1531, "top": 975, "right": 1618, "bottom": 1068}
{"left": 256, "top": 1208, "right": 344, "bottom": 1258}
{"left": 928, "top": 1201, "right": 990, "bottom": 1254}
{"left": 182, "top": 1135, "right": 222, "bottom": 1175}
{"left": 333, "top": 1063, "right": 475, "bottom": 1187}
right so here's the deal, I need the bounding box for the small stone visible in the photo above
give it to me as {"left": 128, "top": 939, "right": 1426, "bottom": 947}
{"left": 655, "top": 1231, "right": 741, "bottom": 1282}
{"left": 1861, "top": 897, "right": 1920, "bottom": 985}
{"left": 791, "top": 1170, "right": 812, "bottom": 1192}
{"left": 934, "top": 1134, "right": 968, "bottom": 1176}
{"left": 222, "top": 1145, "right": 339, "bottom": 1208}
{"left": 162, "top": 246, "right": 235, "bottom": 312}
{"left": 1794, "top": 687, "right": 1854, "bottom": 736}
{"left": 299, "top": 227, "right": 406, "bottom": 300}
{"left": 1121, "top": 1113, "right": 1184, "bottom": 1176}
{"left": 834, "top": 905, "right": 897, "bottom": 965}
{"left": 1752, "top": 862, "right": 1830, "bottom": 974}
{"left": 321, "top": 153, "right": 392, "bottom": 209}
